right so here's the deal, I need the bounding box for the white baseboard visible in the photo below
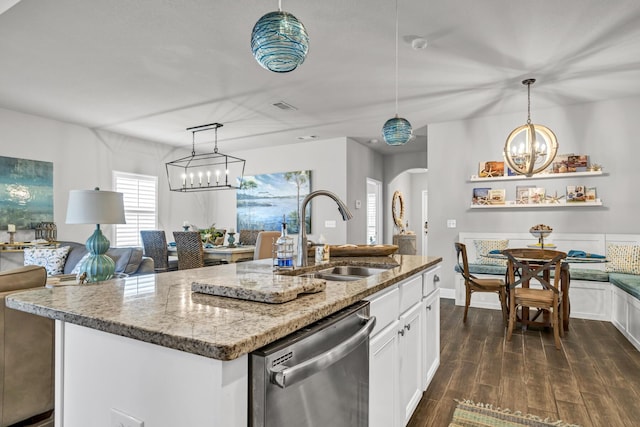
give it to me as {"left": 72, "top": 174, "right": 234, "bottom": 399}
{"left": 439, "top": 287, "right": 455, "bottom": 300}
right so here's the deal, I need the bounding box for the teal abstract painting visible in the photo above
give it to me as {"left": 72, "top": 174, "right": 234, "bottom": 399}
{"left": 0, "top": 156, "right": 53, "bottom": 230}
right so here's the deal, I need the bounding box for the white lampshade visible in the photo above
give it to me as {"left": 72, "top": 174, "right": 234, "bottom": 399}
{"left": 66, "top": 189, "right": 126, "bottom": 225}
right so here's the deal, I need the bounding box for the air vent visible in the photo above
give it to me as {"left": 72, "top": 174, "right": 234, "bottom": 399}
{"left": 272, "top": 101, "right": 297, "bottom": 111}
{"left": 272, "top": 351, "right": 293, "bottom": 367}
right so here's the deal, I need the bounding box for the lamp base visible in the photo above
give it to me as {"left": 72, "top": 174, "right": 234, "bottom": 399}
{"left": 78, "top": 226, "right": 115, "bottom": 282}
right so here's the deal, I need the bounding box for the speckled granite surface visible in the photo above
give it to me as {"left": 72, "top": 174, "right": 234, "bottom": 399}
{"left": 7, "top": 255, "right": 441, "bottom": 361}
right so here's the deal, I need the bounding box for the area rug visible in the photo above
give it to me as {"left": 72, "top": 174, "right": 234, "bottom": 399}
{"left": 450, "top": 400, "right": 581, "bottom": 427}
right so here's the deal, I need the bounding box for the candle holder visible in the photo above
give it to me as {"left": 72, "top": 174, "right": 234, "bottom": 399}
{"left": 227, "top": 232, "right": 236, "bottom": 248}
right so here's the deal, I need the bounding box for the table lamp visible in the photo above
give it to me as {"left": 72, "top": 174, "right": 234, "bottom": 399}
{"left": 66, "top": 188, "right": 126, "bottom": 282}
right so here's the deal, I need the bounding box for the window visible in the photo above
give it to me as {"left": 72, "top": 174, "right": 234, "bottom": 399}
{"left": 113, "top": 171, "right": 157, "bottom": 247}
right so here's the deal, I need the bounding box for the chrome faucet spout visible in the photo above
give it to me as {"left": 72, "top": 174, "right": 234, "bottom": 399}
{"left": 297, "top": 190, "right": 353, "bottom": 267}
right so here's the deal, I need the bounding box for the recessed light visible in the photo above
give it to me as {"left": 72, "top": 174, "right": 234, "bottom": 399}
{"left": 272, "top": 101, "right": 298, "bottom": 110}
{"left": 369, "top": 139, "right": 379, "bottom": 144}
{"left": 297, "top": 135, "right": 317, "bottom": 140}
{"left": 411, "top": 37, "right": 428, "bottom": 50}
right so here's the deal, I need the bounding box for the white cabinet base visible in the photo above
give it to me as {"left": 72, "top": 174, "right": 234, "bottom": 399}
{"left": 55, "top": 321, "right": 247, "bottom": 427}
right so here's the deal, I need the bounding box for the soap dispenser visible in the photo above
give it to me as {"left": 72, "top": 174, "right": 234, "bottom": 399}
{"left": 275, "top": 216, "right": 294, "bottom": 269}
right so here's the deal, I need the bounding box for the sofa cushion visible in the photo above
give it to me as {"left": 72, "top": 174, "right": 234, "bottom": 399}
{"left": 23, "top": 246, "right": 71, "bottom": 276}
{"left": 455, "top": 263, "right": 506, "bottom": 276}
{"left": 609, "top": 273, "right": 640, "bottom": 300}
{"left": 59, "top": 241, "right": 89, "bottom": 275}
{"left": 568, "top": 267, "right": 610, "bottom": 282}
{"left": 473, "top": 239, "right": 508, "bottom": 266}
{"left": 605, "top": 244, "right": 640, "bottom": 275}
{"left": 106, "top": 247, "right": 144, "bottom": 275}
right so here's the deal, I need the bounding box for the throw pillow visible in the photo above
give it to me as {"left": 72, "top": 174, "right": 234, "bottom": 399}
{"left": 606, "top": 244, "right": 640, "bottom": 275}
{"left": 474, "top": 239, "right": 509, "bottom": 266}
{"left": 23, "top": 246, "right": 71, "bottom": 276}
{"left": 71, "top": 252, "right": 91, "bottom": 275}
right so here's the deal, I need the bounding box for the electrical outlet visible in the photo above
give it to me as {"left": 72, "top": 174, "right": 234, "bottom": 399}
{"left": 324, "top": 220, "right": 336, "bottom": 228}
{"left": 355, "top": 199, "right": 362, "bottom": 209}
{"left": 447, "top": 219, "right": 457, "bottom": 228}
{"left": 111, "top": 408, "right": 144, "bottom": 427}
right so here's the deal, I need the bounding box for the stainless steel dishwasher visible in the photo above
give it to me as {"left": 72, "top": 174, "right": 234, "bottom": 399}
{"left": 250, "top": 300, "right": 376, "bottom": 427}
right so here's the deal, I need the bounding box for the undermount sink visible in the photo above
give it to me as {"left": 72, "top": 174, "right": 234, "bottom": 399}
{"left": 301, "top": 265, "right": 392, "bottom": 282}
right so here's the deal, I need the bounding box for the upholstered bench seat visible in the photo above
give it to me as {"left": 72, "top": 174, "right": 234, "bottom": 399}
{"left": 455, "top": 264, "right": 610, "bottom": 282}
{"left": 609, "top": 273, "right": 640, "bottom": 300}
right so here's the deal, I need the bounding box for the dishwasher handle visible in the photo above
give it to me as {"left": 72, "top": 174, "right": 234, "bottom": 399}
{"left": 270, "top": 315, "right": 376, "bottom": 389}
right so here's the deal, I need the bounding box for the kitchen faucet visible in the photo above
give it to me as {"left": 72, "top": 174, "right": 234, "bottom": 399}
{"left": 297, "top": 190, "right": 353, "bottom": 267}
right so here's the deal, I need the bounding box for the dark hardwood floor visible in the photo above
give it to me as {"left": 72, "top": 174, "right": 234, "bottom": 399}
{"left": 407, "top": 299, "right": 640, "bottom": 427}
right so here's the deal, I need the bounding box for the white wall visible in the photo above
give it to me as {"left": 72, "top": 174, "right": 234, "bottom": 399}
{"left": 428, "top": 96, "right": 640, "bottom": 293}
{"left": 0, "top": 107, "right": 207, "bottom": 244}
{"left": 346, "top": 138, "right": 384, "bottom": 244}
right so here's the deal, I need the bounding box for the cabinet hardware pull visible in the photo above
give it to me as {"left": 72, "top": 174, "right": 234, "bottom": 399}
{"left": 434, "top": 274, "right": 440, "bottom": 282}
{"left": 398, "top": 329, "right": 405, "bottom": 336}
{"left": 405, "top": 324, "right": 411, "bottom": 331}
{"left": 427, "top": 305, "right": 432, "bottom": 310}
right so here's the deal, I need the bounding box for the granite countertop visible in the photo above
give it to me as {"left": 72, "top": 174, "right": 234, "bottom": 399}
{"left": 7, "top": 255, "right": 441, "bottom": 361}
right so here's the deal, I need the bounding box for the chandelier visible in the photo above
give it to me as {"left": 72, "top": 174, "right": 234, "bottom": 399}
{"left": 251, "top": 0, "right": 309, "bottom": 73}
{"left": 503, "top": 78, "right": 558, "bottom": 177}
{"left": 382, "top": 0, "right": 412, "bottom": 146}
{"left": 165, "top": 123, "right": 245, "bottom": 192}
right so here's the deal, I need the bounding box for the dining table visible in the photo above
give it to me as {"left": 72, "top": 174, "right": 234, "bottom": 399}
{"left": 483, "top": 252, "right": 608, "bottom": 331}
{"left": 168, "top": 245, "right": 256, "bottom": 264}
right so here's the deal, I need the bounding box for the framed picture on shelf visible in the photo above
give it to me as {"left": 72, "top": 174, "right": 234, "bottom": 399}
{"left": 472, "top": 188, "right": 491, "bottom": 205}
{"left": 586, "top": 187, "right": 597, "bottom": 202}
{"left": 528, "top": 187, "right": 546, "bottom": 204}
{"left": 488, "top": 189, "right": 506, "bottom": 205}
{"left": 551, "top": 153, "right": 573, "bottom": 174}
{"left": 568, "top": 155, "right": 588, "bottom": 172}
{"left": 566, "top": 185, "right": 586, "bottom": 202}
{"left": 516, "top": 185, "right": 535, "bottom": 204}
{"left": 478, "top": 161, "right": 504, "bottom": 178}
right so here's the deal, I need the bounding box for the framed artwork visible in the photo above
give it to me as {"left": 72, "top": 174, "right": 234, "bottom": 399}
{"left": 528, "top": 188, "right": 546, "bottom": 204}
{"left": 0, "top": 156, "right": 53, "bottom": 230}
{"left": 472, "top": 188, "right": 490, "bottom": 205}
{"left": 586, "top": 187, "right": 597, "bottom": 202}
{"left": 567, "top": 155, "right": 588, "bottom": 172}
{"left": 488, "top": 189, "right": 506, "bottom": 205}
{"left": 237, "top": 170, "right": 311, "bottom": 234}
{"left": 516, "top": 185, "right": 536, "bottom": 204}
{"left": 551, "top": 153, "right": 573, "bottom": 174}
{"left": 478, "top": 161, "right": 504, "bottom": 178}
{"left": 566, "top": 185, "right": 586, "bottom": 202}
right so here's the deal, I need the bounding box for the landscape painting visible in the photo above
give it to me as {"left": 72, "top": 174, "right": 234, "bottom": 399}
{"left": 237, "top": 170, "right": 311, "bottom": 234}
{"left": 0, "top": 155, "right": 53, "bottom": 229}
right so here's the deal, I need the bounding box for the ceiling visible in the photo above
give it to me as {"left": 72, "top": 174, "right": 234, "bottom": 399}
{"left": 1, "top": 0, "right": 640, "bottom": 155}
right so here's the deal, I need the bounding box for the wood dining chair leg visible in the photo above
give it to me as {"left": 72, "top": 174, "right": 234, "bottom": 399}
{"left": 507, "top": 302, "right": 516, "bottom": 342}
{"left": 464, "top": 288, "right": 471, "bottom": 323}
{"left": 553, "top": 307, "right": 561, "bottom": 349}
{"left": 499, "top": 287, "right": 508, "bottom": 326}
{"left": 559, "top": 298, "right": 564, "bottom": 338}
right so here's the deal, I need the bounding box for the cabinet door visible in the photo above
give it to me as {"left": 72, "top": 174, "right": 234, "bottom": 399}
{"left": 398, "top": 302, "right": 423, "bottom": 426}
{"left": 421, "top": 289, "right": 440, "bottom": 390}
{"left": 369, "top": 321, "right": 399, "bottom": 427}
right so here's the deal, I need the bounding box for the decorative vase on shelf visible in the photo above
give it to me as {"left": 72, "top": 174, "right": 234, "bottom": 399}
{"left": 227, "top": 232, "right": 236, "bottom": 248}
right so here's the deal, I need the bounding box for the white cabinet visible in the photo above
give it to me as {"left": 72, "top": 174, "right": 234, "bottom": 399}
{"left": 398, "top": 302, "right": 423, "bottom": 425}
{"left": 421, "top": 289, "right": 440, "bottom": 390}
{"left": 367, "top": 265, "right": 441, "bottom": 427}
{"left": 369, "top": 320, "right": 400, "bottom": 427}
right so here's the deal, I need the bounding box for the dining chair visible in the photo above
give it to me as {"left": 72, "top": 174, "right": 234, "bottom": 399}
{"left": 502, "top": 248, "right": 567, "bottom": 349}
{"left": 254, "top": 231, "right": 281, "bottom": 260}
{"left": 239, "top": 229, "right": 262, "bottom": 246}
{"left": 172, "top": 231, "right": 206, "bottom": 270}
{"left": 140, "top": 230, "right": 178, "bottom": 273}
{"left": 454, "top": 242, "right": 507, "bottom": 324}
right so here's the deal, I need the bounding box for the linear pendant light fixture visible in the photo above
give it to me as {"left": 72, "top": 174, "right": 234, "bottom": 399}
{"left": 503, "top": 78, "right": 558, "bottom": 177}
{"left": 165, "top": 123, "right": 245, "bottom": 192}
{"left": 251, "top": 0, "right": 309, "bottom": 73}
{"left": 382, "top": 0, "right": 413, "bottom": 146}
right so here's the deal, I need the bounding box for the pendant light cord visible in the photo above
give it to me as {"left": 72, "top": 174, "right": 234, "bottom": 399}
{"left": 278, "top": 0, "right": 282, "bottom": 12}
{"left": 191, "top": 131, "right": 196, "bottom": 156}
{"left": 394, "top": 0, "right": 399, "bottom": 116}
{"left": 527, "top": 81, "right": 532, "bottom": 124}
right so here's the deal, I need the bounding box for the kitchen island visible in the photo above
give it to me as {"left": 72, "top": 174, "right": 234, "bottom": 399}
{"left": 7, "top": 255, "right": 441, "bottom": 426}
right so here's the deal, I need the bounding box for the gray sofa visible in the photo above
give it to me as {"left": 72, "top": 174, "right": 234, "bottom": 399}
{"left": 58, "top": 241, "right": 154, "bottom": 276}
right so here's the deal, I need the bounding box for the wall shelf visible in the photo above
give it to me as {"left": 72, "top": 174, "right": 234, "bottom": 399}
{"left": 470, "top": 200, "right": 603, "bottom": 209}
{"left": 469, "top": 170, "right": 604, "bottom": 183}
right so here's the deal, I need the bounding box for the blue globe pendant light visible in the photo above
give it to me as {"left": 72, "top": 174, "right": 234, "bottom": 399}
{"left": 383, "top": 115, "right": 413, "bottom": 146}
{"left": 251, "top": 0, "right": 309, "bottom": 73}
{"left": 382, "top": 0, "right": 412, "bottom": 145}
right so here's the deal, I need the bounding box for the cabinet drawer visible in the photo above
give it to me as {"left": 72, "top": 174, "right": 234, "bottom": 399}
{"left": 399, "top": 275, "right": 422, "bottom": 313}
{"left": 422, "top": 265, "right": 441, "bottom": 296}
{"left": 366, "top": 285, "right": 400, "bottom": 337}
